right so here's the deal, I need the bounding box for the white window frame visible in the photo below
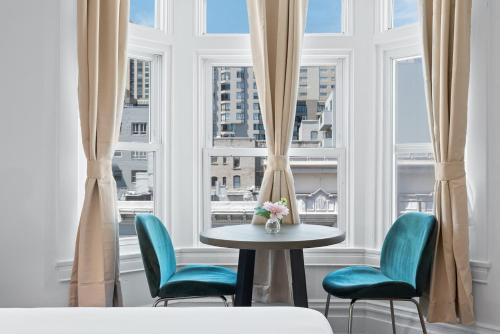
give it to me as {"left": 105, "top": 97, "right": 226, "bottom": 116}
{"left": 378, "top": 42, "right": 433, "bottom": 237}
{"left": 117, "top": 43, "right": 171, "bottom": 253}
{"left": 195, "top": 51, "right": 350, "bottom": 245}
{"left": 196, "top": 0, "right": 353, "bottom": 36}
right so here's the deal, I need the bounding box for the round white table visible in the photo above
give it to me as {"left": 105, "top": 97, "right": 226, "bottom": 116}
{"left": 200, "top": 224, "right": 345, "bottom": 307}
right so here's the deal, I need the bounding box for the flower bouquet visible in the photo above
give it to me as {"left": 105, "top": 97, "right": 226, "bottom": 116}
{"left": 255, "top": 198, "right": 290, "bottom": 234}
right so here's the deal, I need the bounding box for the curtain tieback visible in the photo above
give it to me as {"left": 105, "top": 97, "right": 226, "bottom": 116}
{"left": 268, "top": 155, "right": 289, "bottom": 171}
{"left": 87, "top": 159, "right": 112, "bottom": 179}
{"left": 435, "top": 161, "right": 465, "bottom": 181}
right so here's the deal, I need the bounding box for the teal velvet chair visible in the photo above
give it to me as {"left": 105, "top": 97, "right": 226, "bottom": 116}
{"left": 135, "top": 214, "right": 237, "bottom": 306}
{"left": 322, "top": 212, "right": 437, "bottom": 334}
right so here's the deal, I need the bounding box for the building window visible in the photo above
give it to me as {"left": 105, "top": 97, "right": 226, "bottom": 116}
{"left": 233, "top": 157, "right": 241, "bottom": 169}
{"left": 211, "top": 156, "right": 218, "bottom": 165}
{"left": 236, "top": 113, "right": 245, "bottom": 120}
{"left": 236, "top": 92, "right": 245, "bottom": 100}
{"left": 131, "top": 122, "right": 147, "bottom": 135}
{"left": 221, "top": 103, "right": 230, "bottom": 111}
{"left": 223, "top": 157, "right": 227, "bottom": 165}
{"left": 311, "top": 131, "right": 318, "bottom": 140}
{"left": 131, "top": 151, "right": 148, "bottom": 160}
{"left": 221, "top": 83, "right": 230, "bottom": 91}
{"left": 211, "top": 176, "right": 218, "bottom": 187}
{"left": 131, "top": 170, "right": 148, "bottom": 183}
{"left": 114, "top": 151, "right": 123, "bottom": 158}
{"left": 253, "top": 103, "right": 260, "bottom": 110}
{"left": 253, "top": 92, "right": 258, "bottom": 99}
{"left": 222, "top": 177, "right": 227, "bottom": 186}
{"left": 237, "top": 81, "right": 245, "bottom": 89}
{"left": 233, "top": 175, "right": 241, "bottom": 188}
{"left": 221, "top": 93, "right": 230, "bottom": 101}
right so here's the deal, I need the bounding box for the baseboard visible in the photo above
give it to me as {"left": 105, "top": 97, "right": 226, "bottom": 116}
{"left": 155, "top": 297, "right": 500, "bottom": 334}
{"left": 307, "top": 299, "right": 500, "bottom": 334}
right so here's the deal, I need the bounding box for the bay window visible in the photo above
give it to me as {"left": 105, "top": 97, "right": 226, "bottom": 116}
{"left": 200, "top": 55, "right": 348, "bottom": 232}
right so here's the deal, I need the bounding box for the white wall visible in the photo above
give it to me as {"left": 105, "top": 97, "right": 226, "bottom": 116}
{"left": 0, "top": 1, "right": 499, "bottom": 333}
{"left": 0, "top": 0, "right": 63, "bottom": 306}
{"left": 0, "top": 0, "right": 151, "bottom": 307}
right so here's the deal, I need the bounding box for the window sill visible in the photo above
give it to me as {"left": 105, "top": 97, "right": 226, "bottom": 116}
{"left": 55, "top": 246, "right": 491, "bottom": 285}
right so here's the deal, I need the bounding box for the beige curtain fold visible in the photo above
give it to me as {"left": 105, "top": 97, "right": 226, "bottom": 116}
{"left": 420, "top": 0, "right": 474, "bottom": 324}
{"left": 70, "top": 0, "right": 129, "bottom": 307}
{"left": 247, "top": 0, "right": 307, "bottom": 303}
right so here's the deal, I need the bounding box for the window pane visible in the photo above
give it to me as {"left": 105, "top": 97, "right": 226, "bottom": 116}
{"left": 212, "top": 65, "right": 336, "bottom": 148}
{"left": 113, "top": 150, "right": 155, "bottom": 236}
{"left": 121, "top": 58, "right": 152, "bottom": 143}
{"left": 395, "top": 58, "right": 429, "bottom": 144}
{"left": 206, "top": 0, "right": 249, "bottom": 34}
{"left": 392, "top": 0, "right": 418, "bottom": 28}
{"left": 306, "top": 0, "right": 342, "bottom": 33}
{"left": 396, "top": 152, "right": 434, "bottom": 216}
{"left": 130, "top": 0, "right": 156, "bottom": 28}
{"left": 205, "top": 0, "right": 343, "bottom": 34}
{"left": 209, "top": 156, "right": 338, "bottom": 228}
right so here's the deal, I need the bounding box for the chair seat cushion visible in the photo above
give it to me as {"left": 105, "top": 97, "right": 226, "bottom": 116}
{"left": 159, "top": 265, "right": 237, "bottom": 298}
{"left": 322, "top": 266, "right": 417, "bottom": 299}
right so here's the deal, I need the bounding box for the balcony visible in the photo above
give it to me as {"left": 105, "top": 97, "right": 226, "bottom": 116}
{"left": 321, "top": 137, "right": 334, "bottom": 148}
{"left": 319, "top": 109, "right": 333, "bottom": 131}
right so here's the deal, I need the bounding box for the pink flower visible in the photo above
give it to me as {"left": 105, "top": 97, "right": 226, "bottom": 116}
{"left": 262, "top": 201, "right": 289, "bottom": 221}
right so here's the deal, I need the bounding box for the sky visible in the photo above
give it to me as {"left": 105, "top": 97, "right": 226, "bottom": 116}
{"left": 129, "top": 0, "right": 418, "bottom": 32}
{"left": 130, "top": 0, "right": 155, "bottom": 27}
{"left": 393, "top": 0, "right": 418, "bottom": 28}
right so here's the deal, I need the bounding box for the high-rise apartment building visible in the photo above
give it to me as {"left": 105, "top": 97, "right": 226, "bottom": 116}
{"left": 212, "top": 66, "right": 336, "bottom": 142}
{"left": 126, "top": 58, "right": 150, "bottom": 106}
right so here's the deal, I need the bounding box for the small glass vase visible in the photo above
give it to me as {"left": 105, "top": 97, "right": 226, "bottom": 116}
{"left": 265, "top": 218, "right": 281, "bottom": 234}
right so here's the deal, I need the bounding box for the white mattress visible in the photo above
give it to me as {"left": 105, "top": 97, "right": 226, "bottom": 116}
{"left": 0, "top": 307, "right": 333, "bottom": 334}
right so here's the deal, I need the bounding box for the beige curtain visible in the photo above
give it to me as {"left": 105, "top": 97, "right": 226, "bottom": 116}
{"left": 420, "top": 0, "right": 474, "bottom": 324}
{"left": 247, "top": 0, "right": 307, "bottom": 303}
{"left": 70, "top": 0, "right": 129, "bottom": 307}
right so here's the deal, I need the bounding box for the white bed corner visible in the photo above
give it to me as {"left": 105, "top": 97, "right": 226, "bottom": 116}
{"left": 0, "top": 307, "right": 333, "bottom": 334}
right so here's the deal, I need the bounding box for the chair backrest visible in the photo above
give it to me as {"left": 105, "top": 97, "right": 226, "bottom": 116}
{"left": 380, "top": 212, "right": 437, "bottom": 295}
{"left": 135, "top": 214, "right": 176, "bottom": 298}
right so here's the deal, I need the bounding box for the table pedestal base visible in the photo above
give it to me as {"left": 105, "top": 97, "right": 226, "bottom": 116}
{"left": 234, "top": 249, "right": 308, "bottom": 308}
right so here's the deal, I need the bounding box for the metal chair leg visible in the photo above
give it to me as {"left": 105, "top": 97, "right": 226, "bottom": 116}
{"left": 324, "top": 294, "right": 331, "bottom": 317}
{"left": 390, "top": 300, "right": 396, "bottom": 334}
{"left": 409, "top": 299, "right": 427, "bottom": 334}
{"left": 348, "top": 299, "right": 356, "bottom": 334}
{"left": 164, "top": 300, "right": 168, "bottom": 307}
{"left": 221, "top": 296, "right": 229, "bottom": 307}
{"left": 153, "top": 298, "right": 167, "bottom": 307}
